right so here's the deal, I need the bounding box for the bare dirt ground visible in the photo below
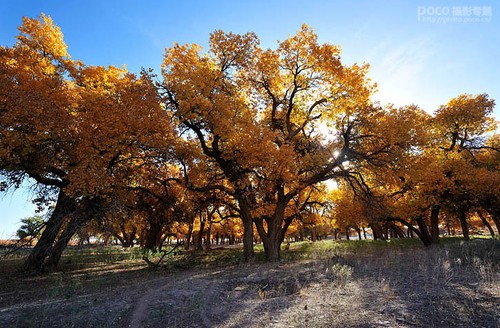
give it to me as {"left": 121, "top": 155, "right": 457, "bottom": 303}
{"left": 0, "top": 239, "right": 498, "bottom": 327}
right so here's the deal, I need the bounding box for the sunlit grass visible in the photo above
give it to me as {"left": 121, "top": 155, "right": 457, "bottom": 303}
{"left": 1, "top": 236, "right": 497, "bottom": 328}
{"left": 1, "top": 235, "right": 496, "bottom": 275}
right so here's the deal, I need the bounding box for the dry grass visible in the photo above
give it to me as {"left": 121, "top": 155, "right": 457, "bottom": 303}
{"left": 0, "top": 240, "right": 18, "bottom": 247}
{"left": 0, "top": 237, "right": 498, "bottom": 327}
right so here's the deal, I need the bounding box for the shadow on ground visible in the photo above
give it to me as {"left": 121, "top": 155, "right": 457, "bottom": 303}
{"left": 0, "top": 239, "right": 498, "bottom": 327}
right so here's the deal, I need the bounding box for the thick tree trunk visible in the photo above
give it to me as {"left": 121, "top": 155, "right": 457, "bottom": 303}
{"left": 46, "top": 215, "right": 87, "bottom": 268}
{"left": 20, "top": 191, "right": 74, "bottom": 273}
{"left": 415, "top": 216, "right": 432, "bottom": 246}
{"left": 265, "top": 237, "right": 281, "bottom": 261}
{"left": 430, "top": 205, "right": 440, "bottom": 244}
{"left": 20, "top": 218, "right": 64, "bottom": 272}
{"left": 238, "top": 196, "right": 254, "bottom": 262}
{"left": 266, "top": 237, "right": 282, "bottom": 261}
{"left": 362, "top": 227, "right": 367, "bottom": 239}
{"left": 257, "top": 196, "right": 288, "bottom": 262}
{"left": 254, "top": 216, "right": 281, "bottom": 262}
{"left": 356, "top": 227, "right": 362, "bottom": 240}
{"left": 241, "top": 221, "right": 254, "bottom": 260}
{"left": 371, "top": 224, "right": 386, "bottom": 240}
{"left": 458, "top": 211, "right": 470, "bottom": 241}
{"left": 144, "top": 219, "right": 163, "bottom": 251}
{"left": 371, "top": 225, "right": 378, "bottom": 240}
{"left": 196, "top": 212, "right": 205, "bottom": 251}
{"left": 255, "top": 218, "right": 279, "bottom": 262}
{"left": 345, "top": 227, "right": 350, "bottom": 241}
{"left": 47, "top": 197, "right": 104, "bottom": 268}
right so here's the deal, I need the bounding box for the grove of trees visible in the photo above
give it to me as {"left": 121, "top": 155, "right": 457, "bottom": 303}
{"left": 1, "top": 14, "right": 498, "bottom": 273}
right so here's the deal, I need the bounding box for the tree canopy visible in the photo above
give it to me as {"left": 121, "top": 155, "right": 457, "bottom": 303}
{"left": 1, "top": 14, "right": 498, "bottom": 272}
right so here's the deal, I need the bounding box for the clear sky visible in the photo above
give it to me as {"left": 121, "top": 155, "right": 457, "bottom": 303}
{"left": 0, "top": 0, "right": 498, "bottom": 238}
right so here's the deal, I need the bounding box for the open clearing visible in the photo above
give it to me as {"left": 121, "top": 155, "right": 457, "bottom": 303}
{"left": 0, "top": 238, "right": 498, "bottom": 328}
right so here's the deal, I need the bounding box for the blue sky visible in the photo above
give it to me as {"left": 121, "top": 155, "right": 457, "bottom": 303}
{"left": 0, "top": 0, "right": 498, "bottom": 237}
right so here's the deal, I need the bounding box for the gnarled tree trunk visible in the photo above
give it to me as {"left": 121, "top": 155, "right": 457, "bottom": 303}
{"left": 237, "top": 195, "right": 255, "bottom": 262}
{"left": 458, "top": 210, "right": 470, "bottom": 241}
{"left": 430, "top": 204, "right": 440, "bottom": 244}
{"left": 46, "top": 197, "right": 104, "bottom": 269}
{"left": 257, "top": 187, "right": 300, "bottom": 262}
{"left": 255, "top": 194, "right": 288, "bottom": 262}
{"left": 46, "top": 215, "right": 84, "bottom": 268}
{"left": 415, "top": 215, "right": 432, "bottom": 246}
{"left": 144, "top": 218, "right": 164, "bottom": 251}
{"left": 20, "top": 191, "right": 75, "bottom": 273}
{"left": 196, "top": 212, "right": 205, "bottom": 251}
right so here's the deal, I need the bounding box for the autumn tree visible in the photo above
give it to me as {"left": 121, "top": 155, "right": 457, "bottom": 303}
{"left": 355, "top": 95, "right": 499, "bottom": 245}
{"left": 3, "top": 14, "right": 497, "bottom": 272}
{"left": 329, "top": 187, "right": 369, "bottom": 240}
{"left": 474, "top": 135, "right": 500, "bottom": 232}
{"left": 162, "top": 25, "right": 424, "bottom": 261}
{"left": 0, "top": 14, "right": 173, "bottom": 272}
{"left": 280, "top": 185, "right": 331, "bottom": 242}
{"left": 431, "top": 94, "right": 498, "bottom": 240}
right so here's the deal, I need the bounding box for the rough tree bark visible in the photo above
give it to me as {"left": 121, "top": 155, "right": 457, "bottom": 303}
{"left": 237, "top": 195, "right": 255, "bottom": 262}
{"left": 458, "top": 210, "right": 470, "bottom": 241}
{"left": 205, "top": 221, "right": 212, "bottom": 250}
{"left": 20, "top": 191, "right": 76, "bottom": 273}
{"left": 430, "top": 204, "right": 441, "bottom": 244}
{"left": 254, "top": 194, "right": 288, "bottom": 262}
{"left": 45, "top": 215, "right": 86, "bottom": 268}
{"left": 143, "top": 216, "right": 166, "bottom": 251}
{"left": 45, "top": 197, "right": 105, "bottom": 268}
{"left": 415, "top": 215, "right": 432, "bottom": 246}
{"left": 196, "top": 212, "right": 205, "bottom": 251}
{"left": 184, "top": 218, "right": 194, "bottom": 250}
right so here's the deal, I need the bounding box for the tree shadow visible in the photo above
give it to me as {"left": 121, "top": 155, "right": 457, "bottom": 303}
{"left": 139, "top": 260, "right": 329, "bottom": 327}
{"left": 1, "top": 240, "right": 497, "bottom": 327}
{"left": 345, "top": 241, "right": 499, "bottom": 327}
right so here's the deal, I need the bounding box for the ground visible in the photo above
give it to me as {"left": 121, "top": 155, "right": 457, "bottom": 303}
{"left": 0, "top": 238, "right": 498, "bottom": 327}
